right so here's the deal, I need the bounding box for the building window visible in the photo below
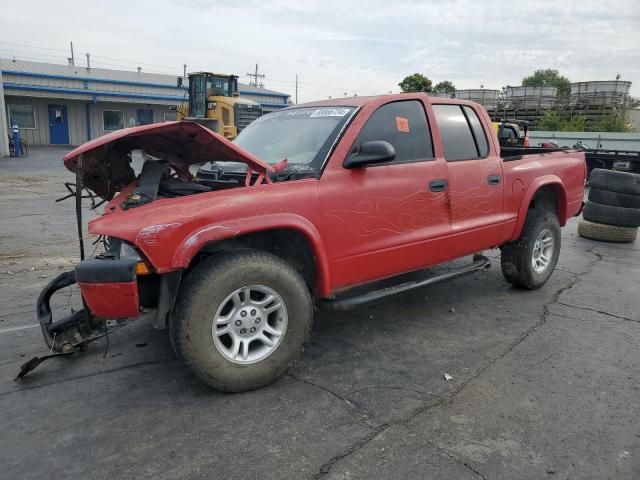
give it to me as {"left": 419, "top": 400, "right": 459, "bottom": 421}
{"left": 164, "top": 111, "right": 177, "bottom": 122}
{"left": 7, "top": 105, "right": 36, "bottom": 129}
{"left": 103, "top": 110, "right": 124, "bottom": 131}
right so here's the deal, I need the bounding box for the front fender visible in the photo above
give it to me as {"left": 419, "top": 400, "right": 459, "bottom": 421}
{"left": 171, "top": 213, "right": 332, "bottom": 297}
{"left": 511, "top": 176, "right": 568, "bottom": 241}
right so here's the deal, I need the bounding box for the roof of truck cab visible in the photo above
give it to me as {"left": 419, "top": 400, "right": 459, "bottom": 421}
{"left": 288, "top": 93, "right": 467, "bottom": 109}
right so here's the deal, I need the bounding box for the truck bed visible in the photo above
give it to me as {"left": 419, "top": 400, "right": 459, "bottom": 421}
{"left": 500, "top": 146, "right": 569, "bottom": 160}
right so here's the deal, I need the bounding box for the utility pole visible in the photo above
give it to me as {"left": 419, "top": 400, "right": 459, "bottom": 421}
{"left": 70, "top": 41, "right": 75, "bottom": 66}
{"left": 246, "top": 63, "right": 265, "bottom": 88}
{"left": 295, "top": 74, "right": 298, "bottom": 104}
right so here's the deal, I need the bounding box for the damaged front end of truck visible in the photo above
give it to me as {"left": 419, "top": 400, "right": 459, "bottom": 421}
{"left": 17, "top": 121, "right": 275, "bottom": 379}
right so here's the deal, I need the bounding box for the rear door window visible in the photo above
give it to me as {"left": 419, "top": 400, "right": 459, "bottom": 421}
{"left": 462, "top": 106, "right": 489, "bottom": 157}
{"left": 354, "top": 100, "right": 434, "bottom": 163}
{"left": 433, "top": 104, "right": 486, "bottom": 161}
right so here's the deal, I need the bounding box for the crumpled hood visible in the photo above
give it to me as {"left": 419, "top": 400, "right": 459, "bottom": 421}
{"left": 63, "top": 121, "right": 274, "bottom": 199}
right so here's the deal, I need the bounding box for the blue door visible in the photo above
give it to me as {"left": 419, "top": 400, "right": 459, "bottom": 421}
{"left": 137, "top": 109, "right": 154, "bottom": 125}
{"left": 48, "top": 105, "right": 69, "bottom": 144}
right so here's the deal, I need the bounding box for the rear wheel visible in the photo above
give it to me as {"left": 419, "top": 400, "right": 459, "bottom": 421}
{"left": 171, "top": 250, "right": 313, "bottom": 392}
{"left": 500, "top": 210, "right": 561, "bottom": 289}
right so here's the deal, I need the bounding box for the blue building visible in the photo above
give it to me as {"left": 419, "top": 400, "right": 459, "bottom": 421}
{"left": 0, "top": 58, "right": 290, "bottom": 155}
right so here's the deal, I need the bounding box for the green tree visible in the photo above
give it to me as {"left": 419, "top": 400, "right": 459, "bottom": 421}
{"left": 522, "top": 69, "right": 572, "bottom": 98}
{"left": 538, "top": 110, "right": 587, "bottom": 131}
{"left": 596, "top": 111, "right": 633, "bottom": 132}
{"left": 433, "top": 80, "right": 456, "bottom": 96}
{"left": 565, "top": 115, "right": 588, "bottom": 131}
{"left": 399, "top": 73, "right": 432, "bottom": 93}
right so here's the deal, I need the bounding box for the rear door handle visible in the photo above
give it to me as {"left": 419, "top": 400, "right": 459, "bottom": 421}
{"left": 487, "top": 174, "right": 501, "bottom": 185}
{"left": 429, "top": 179, "right": 448, "bottom": 192}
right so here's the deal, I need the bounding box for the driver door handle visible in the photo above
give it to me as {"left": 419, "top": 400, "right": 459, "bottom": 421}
{"left": 487, "top": 174, "right": 501, "bottom": 185}
{"left": 429, "top": 179, "right": 448, "bottom": 192}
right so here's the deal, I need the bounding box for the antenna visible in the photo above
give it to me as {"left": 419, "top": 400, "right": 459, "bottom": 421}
{"left": 246, "top": 63, "right": 265, "bottom": 88}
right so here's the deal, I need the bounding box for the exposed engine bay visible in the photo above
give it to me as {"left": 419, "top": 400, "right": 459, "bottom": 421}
{"left": 122, "top": 154, "right": 222, "bottom": 210}
{"left": 121, "top": 152, "right": 319, "bottom": 210}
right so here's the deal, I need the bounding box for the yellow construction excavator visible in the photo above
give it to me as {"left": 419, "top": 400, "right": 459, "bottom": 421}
{"left": 176, "top": 72, "right": 262, "bottom": 140}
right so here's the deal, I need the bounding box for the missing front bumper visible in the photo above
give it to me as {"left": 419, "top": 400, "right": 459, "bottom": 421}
{"left": 16, "top": 270, "right": 127, "bottom": 380}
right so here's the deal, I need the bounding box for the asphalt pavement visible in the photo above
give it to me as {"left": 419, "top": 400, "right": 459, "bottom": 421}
{"left": 0, "top": 148, "right": 638, "bottom": 479}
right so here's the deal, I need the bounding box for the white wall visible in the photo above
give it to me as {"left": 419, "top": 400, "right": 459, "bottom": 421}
{"left": 529, "top": 131, "right": 640, "bottom": 151}
{"left": 3, "top": 95, "right": 177, "bottom": 146}
{"left": 4, "top": 96, "right": 87, "bottom": 146}
{"left": 88, "top": 102, "right": 176, "bottom": 139}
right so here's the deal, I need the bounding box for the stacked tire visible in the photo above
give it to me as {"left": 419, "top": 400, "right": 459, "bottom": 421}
{"left": 579, "top": 168, "right": 640, "bottom": 243}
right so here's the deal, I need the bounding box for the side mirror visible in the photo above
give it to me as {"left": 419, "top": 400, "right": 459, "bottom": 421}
{"left": 344, "top": 140, "right": 396, "bottom": 169}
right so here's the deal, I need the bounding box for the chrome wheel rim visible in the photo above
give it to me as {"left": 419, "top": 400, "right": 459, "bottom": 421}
{"left": 532, "top": 229, "right": 554, "bottom": 273}
{"left": 211, "top": 285, "right": 288, "bottom": 365}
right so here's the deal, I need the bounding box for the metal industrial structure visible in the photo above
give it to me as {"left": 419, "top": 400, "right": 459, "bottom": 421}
{"left": 570, "top": 80, "right": 632, "bottom": 107}
{"left": 0, "top": 59, "right": 290, "bottom": 154}
{"left": 479, "top": 80, "right": 634, "bottom": 129}
{"left": 454, "top": 89, "right": 500, "bottom": 110}
{"left": 504, "top": 86, "right": 557, "bottom": 109}
{"left": 427, "top": 92, "right": 453, "bottom": 98}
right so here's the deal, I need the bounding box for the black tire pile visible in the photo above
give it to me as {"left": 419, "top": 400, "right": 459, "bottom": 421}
{"left": 578, "top": 169, "right": 640, "bottom": 243}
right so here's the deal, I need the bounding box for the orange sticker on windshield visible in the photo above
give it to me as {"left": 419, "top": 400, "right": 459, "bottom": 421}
{"left": 396, "top": 117, "right": 410, "bottom": 132}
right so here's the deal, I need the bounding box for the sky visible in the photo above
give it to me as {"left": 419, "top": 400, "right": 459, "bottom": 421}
{"left": 1, "top": 0, "right": 639, "bottom": 101}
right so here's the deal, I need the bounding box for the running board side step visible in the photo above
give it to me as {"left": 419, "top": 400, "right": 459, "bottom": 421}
{"left": 328, "top": 254, "right": 491, "bottom": 311}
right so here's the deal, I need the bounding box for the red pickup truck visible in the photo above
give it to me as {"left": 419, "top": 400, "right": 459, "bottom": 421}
{"left": 28, "top": 94, "right": 586, "bottom": 391}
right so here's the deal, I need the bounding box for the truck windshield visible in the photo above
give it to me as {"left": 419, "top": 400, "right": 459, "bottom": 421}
{"left": 234, "top": 107, "right": 355, "bottom": 169}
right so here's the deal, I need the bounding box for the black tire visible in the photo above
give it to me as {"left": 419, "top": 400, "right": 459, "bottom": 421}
{"left": 582, "top": 201, "right": 640, "bottom": 228}
{"left": 500, "top": 210, "right": 561, "bottom": 289}
{"left": 171, "top": 250, "right": 313, "bottom": 392}
{"left": 578, "top": 219, "right": 637, "bottom": 243}
{"left": 589, "top": 168, "right": 640, "bottom": 195}
{"left": 588, "top": 187, "right": 640, "bottom": 209}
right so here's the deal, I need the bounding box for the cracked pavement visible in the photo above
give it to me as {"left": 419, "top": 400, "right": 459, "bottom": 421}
{"left": 1, "top": 148, "right": 638, "bottom": 479}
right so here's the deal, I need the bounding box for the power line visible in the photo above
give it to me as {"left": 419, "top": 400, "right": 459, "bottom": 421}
{"left": 0, "top": 41, "right": 184, "bottom": 73}
{"left": 246, "top": 63, "right": 265, "bottom": 88}
{"left": 0, "top": 40, "right": 69, "bottom": 54}
{"left": 1, "top": 43, "right": 384, "bottom": 99}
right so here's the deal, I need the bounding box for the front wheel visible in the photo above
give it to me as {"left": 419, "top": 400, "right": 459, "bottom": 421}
{"left": 500, "top": 210, "right": 561, "bottom": 289}
{"left": 171, "top": 250, "right": 313, "bottom": 392}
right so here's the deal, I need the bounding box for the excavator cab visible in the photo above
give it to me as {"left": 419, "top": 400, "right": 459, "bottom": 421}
{"left": 177, "top": 72, "right": 262, "bottom": 140}
{"left": 188, "top": 73, "right": 239, "bottom": 117}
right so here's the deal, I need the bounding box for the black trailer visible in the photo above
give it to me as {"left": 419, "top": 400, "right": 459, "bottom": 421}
{"left": 583, "top": 149, "right": 640, "bottom": 175}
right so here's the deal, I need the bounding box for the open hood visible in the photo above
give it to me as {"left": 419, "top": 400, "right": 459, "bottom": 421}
{"left": 63, "top": 121, "right": 274, "bottom": 200}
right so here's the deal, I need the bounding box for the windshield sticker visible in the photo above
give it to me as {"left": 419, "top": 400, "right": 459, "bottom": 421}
{"left": 262, "top": 107, "right": 352, "bottom": 121}
{"left": 396, "top": 117, "right": 410, "bottom": 132}
{"left": 309, "top": 108, "right": 352, "bottom": 118}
